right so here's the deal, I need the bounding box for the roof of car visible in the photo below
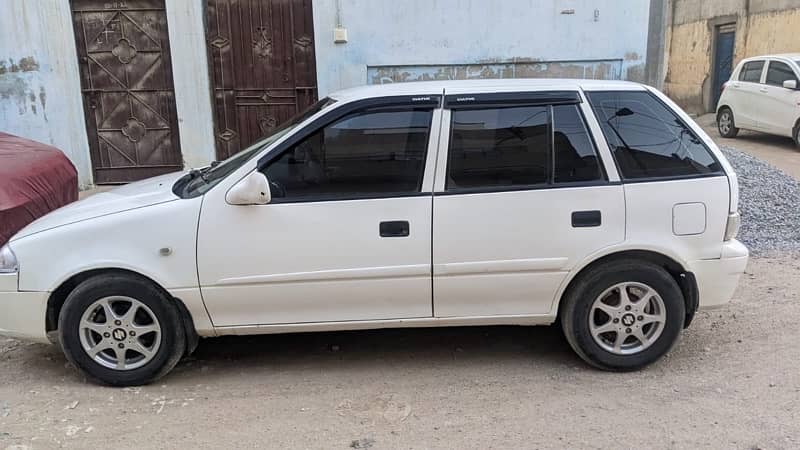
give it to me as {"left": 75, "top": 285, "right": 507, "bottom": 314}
{"left": 740, "top": 53, "right": 800, "bottom": 62}
{"left": 328, "top": 78, "right": 647, "bottom": 101}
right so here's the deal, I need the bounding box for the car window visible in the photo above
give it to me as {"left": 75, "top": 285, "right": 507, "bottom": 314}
{"left": 447, "top": 106, "right": 550, "bottom": 189}
{"left": 739, "top": 61, "right": 765, "bottom": 83}
{"left": 765, "top": 61, "right": 799, "bottom": 86}
{"left": 552, "top": 104, "right": 603, "bottom": 183}
{"left": 445, "top": 103, "right": 604, "bottom": 190}
{"left": 587, "top": 91, "right": 722, "bottom": 180}
{"left": 262, "top": 107, "right": 432, "bottom": 201}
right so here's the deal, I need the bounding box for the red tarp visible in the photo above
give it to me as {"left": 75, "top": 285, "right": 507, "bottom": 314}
{"left": 0, "top": 133, "right": 78, "bottom": 246}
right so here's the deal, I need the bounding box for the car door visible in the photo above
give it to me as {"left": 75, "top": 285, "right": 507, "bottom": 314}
{"left": 761, "top": 60, "right": 800, "bottom": 136}
{"left": 431, "top": 90, "right": 625, "bottom": 317}
{"left": 731, "top": 60, "right": 767, "bottom": 129}
{"left": 196, "top": 96, "right": 442, "bottom": 327}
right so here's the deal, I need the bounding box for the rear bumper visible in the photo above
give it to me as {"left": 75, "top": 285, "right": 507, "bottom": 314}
{"left": 0, "top": 274, "right": 49, "bottom": 343}
{"left": 689, "top": 240, "right": 749, "bottom": 310}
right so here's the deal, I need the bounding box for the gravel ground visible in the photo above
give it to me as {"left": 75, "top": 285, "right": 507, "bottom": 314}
{"left": 721, "top": 146, "right": 800, "bottom": 254}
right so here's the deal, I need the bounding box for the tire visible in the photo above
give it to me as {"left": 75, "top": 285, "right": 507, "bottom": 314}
{"left": 794, "top": 125, "right": 800, "bottom": 149}
{"left": 560, "top": 260, "right": 685, "bottom": 371}
{"left": 58, "top": 274, "right": 186, "bottom": 386}
{"left": 717, "top": 107, "right": 739, "bottom": 138}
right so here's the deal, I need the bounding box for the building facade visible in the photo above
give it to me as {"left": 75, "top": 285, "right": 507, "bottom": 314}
{"left": 661, "top": 0, "right": 800, "bottom": 115}
{"left": 1, "top": 0, "right": 653, "bottom": 187}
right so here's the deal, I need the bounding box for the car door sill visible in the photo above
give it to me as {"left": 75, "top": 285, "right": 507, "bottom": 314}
{"left": 211, "top": 314, "right": 555, "bottom": 336}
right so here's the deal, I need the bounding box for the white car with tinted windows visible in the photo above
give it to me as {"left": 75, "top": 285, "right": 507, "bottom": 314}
{"left": 0, "top": 79, "right": 748, "bottom": 386}
{"left": 717, "top": 53, "right": 800, "bottom": 147}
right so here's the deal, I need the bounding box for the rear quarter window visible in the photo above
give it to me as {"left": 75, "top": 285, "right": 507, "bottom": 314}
{"left": 586, "top": 91, "right": 722, "bottom": 180}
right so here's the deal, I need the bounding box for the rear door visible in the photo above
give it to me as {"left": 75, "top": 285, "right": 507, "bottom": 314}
{"left": 761, "top": 60, "right": 800, "bottom": 136}
{"left": 731, "top": 60, "right": 767, "bottom": 129}
{"left": 431, "top": 90, "right": 625, "bottom": 317}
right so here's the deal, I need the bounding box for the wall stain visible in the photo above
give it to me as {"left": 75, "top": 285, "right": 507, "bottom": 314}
{"left": 0, "top": 56, "right": 40, "bottom": 75}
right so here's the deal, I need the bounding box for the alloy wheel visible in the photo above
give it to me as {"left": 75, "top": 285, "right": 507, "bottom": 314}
{"left": 589, "top": 282, "right": 667, "bottom": 355}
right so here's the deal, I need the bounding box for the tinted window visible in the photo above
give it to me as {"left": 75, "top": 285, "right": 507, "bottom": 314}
{"left": 739, "top": 61, "right": 765, "bottom": 83}
{"left": 552, "top": 104, "right": 603, "bottom": 183}
{"left": 447, "top": 106, "right": 549, "bottom": 189}
{"left": 765, "top": 61, "right": 798, "bottom": 86}
{"left": 587, "top": 91, "right": 722, "bottom": 180}
{"left": 263, "top": 108, "right": 432, "bottom": 201}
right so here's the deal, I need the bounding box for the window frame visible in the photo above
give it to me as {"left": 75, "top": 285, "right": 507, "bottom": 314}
{"left": 585, "top": 90, "right": 726, "bottom": 184}
{"left": 738, "top": 60, "right": 766, "bottom": 83}
{"left": 256, "top": 95, "right": 442, "bottom": 204}
{"left": 438, "top": 92, "right": 610, "bottom": 196}
{"left": 765, "top": 60, "right": 800, "bottom": 87}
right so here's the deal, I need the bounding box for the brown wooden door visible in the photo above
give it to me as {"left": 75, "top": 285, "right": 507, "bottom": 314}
{"left": 71, "top": 0, "right": 183, "bottom": 184}
{"left": 206, "top": 0, "right": 318, "bottom": 161}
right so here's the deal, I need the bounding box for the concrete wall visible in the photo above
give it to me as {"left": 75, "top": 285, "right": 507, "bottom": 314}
{"left": 664, "top": 0, "right": 800, "bottom": 114}
{"left": 0, "top": 1, "right": 92, "bottom": 188}
{"left": 312, "top": 0, "right": 652, "bottom": 96}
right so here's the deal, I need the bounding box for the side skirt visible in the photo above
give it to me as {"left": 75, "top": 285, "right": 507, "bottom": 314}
{"left": 209, "top": 314, "right": 556, "bottom": 337}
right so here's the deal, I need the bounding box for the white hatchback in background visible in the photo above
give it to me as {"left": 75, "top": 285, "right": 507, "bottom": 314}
{"left": 0, "top": 79, "right": 748, "bottom": 386}
{"left": 717, "top": 53, "right": 800, "bottom": 147}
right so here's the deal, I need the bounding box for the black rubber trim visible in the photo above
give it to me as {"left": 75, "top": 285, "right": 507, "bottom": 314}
{"left": 618, "top": 173, "right": 727, "bottom": 184}
{"left": 256, "top": 95, "right": 442, "bottom": 170}
{"left": 434, "top": 180, "right": 620, "bottom": 196}
{"left": 269, "top": 191, "right": 433, "bottom": 204}
{"left": 680, "top": 272, "right": 700, "bottom": 328}
{"left": 444, "top": 91, "right": 581, "bottom": 109}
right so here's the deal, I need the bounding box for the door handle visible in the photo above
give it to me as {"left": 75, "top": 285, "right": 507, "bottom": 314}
{"left": 760, "top": 87, "right": 768, "bottom": 93}
{"left": 380, "top": 221, "right": 410, "bottom": 237}
{"left": 572, "top": 210, "right": 602, "bottom": 228}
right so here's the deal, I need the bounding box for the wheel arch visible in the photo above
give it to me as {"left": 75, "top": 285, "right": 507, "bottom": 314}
{"left": 554, "top": 249, "right": 699, "bottom": 328}
{"left": 46, "top": 268, "right": 199, "bottom": 354}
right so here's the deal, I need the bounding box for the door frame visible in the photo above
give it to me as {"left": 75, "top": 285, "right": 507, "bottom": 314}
{"left": 708, "top": 19, "right": 737, "bottom": 113}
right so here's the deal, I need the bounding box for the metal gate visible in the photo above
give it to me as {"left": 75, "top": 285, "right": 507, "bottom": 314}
{"left": 71, "top": 0, "right": 183, "bottom": 184}
{"left": 206, "top": 0, "right": 319, "bottom": 160}
{"left": 712, "top": 24, "right": 736, "bottom": 110}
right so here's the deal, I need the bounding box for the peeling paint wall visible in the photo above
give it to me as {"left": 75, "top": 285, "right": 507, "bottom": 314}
{"left": 664, "top": 0, "right": 800, "bottom": 114}
{"left": 313, "top": 0, "right": 651, "bottom": 96}
{"left": 0, "top": 0, "right": 92, "bottom": 187}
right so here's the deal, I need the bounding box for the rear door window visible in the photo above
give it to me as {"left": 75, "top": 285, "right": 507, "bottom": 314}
{"left": 739, "top": 61, "right": 765, "bottom": 83}
{"left": 586, "top": 91, "right": 722, "bottom": 180}
{"left": 765, "top": 61, "right": 799, "bottom": 86}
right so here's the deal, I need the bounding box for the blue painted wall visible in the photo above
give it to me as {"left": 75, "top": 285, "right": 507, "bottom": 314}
{"left": 313, "top": 0, "right": 651, "bottom": 96}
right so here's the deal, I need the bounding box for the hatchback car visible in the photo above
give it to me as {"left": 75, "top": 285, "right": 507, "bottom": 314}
{"left": 717, "top": 53, "right": 800, "bottom": 147}
{"left": 0, "top": 79, "right": 748, "bottom": 386}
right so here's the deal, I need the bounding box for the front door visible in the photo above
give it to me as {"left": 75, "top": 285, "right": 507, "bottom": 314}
{"left": 71, "top": 0, "right": 183, "bottom": 184}
{"left": 712, "top": 24, "right": 736, "bottom": 110}
{"left": 197, "top": 99, "right": 441, "bottom": 327}
{"left": 431, "top": 93, "right": 625, "bottom": 317}
{"left": 206, "top": 0, "right": 319, "bottom": 161}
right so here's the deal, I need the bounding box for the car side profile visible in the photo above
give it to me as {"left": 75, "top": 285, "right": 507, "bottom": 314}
{"left": 0, "top": 79, "right": 748, "bottom": 386}
{"left": 717, "top": 53, "right": 800, "bottom": 147}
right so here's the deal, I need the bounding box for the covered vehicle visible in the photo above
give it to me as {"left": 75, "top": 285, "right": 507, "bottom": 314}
{"left": 0, "top": 133, "right": 78, "bottom": 246}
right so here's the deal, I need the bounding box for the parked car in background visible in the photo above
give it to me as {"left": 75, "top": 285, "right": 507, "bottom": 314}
{"left": 0, "top": 133, "right": 78, "bottom": 246}
{"left": 717, "top": 54, "right": 800, "bottom": 147}
{"left": 0, "top": 80, "right": 748, "bottom": 386}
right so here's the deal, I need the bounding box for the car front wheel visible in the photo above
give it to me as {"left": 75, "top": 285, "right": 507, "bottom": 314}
{"left": 560, "top": 260, "right": 685, "bottom": 371}
{"left": 58, "top": 274, "right": 186, "bottom": 386}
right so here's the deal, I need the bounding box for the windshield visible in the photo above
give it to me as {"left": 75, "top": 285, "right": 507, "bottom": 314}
{"left": 175, "top": 97, "right": 336, "bottom": 197}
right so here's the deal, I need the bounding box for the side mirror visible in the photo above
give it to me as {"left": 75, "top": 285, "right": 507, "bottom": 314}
{"left": 784, "top": 80, "right": 798, "bottom": 90}
{"left": 226, "top": 171, "right": 271, "bottom": 205}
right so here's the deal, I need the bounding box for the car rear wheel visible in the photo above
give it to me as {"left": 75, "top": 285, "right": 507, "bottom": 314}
{"left": 560, "top": 260, "right": 685, "bottom": 371}
{"left": 717, "top": 108, "right": 739, "bottom": 138}
{"left": 58, "top": 274, "right": 185, "bottom": 386}
{"left": 794, "top": 125, "right": 800, "bottom": 149}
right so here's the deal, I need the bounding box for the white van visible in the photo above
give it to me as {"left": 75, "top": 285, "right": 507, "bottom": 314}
{"left": 717, "top": 53, "right": 800, "bottom": 147}
{"left": 0, "top": 79, "right": 748, "bottom": 386}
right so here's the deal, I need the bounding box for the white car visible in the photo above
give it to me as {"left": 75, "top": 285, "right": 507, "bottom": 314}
{"left": 0, "top": 79, "right": 748, "bottom": 386}
{"left": 717, "top": 53, "right": 800, "bottom": 147}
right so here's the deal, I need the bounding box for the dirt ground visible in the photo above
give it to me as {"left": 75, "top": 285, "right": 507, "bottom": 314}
{"left": 4, "top": 122, "right": 800, "bottom": 450}
{"left": 0, "top": 255, "right": 798, "bottom": 450}
{"left": 697, "top": 114, "right": 800, "bottom": 180}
